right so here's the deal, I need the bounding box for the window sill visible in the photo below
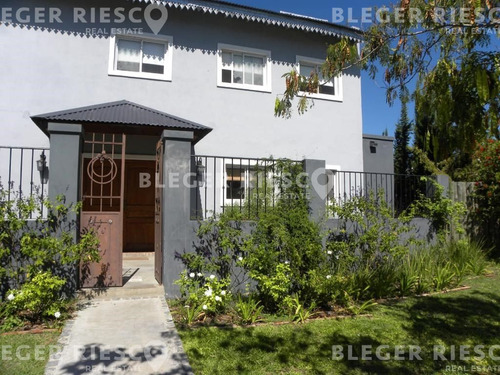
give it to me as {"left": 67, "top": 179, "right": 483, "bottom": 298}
{"left": 298, "top": 91, "right": 343, "bottom": 102}
{"left": 108, "top": 70, "right": 172, "bottom": 82}
{"left": 217, "top": 82, "right": 272, "bottom": 94}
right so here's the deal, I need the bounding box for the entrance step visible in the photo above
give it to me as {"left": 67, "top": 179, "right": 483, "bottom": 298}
{"left": 78, "top": 253, "right": 164, "bottom": 301}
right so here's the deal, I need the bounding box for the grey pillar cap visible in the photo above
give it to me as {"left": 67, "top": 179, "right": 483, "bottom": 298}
{"left": 47, "top": 122, "right": 83, "bottom": 135}
{"left": 161, "top": 130, "right": 194, "bottom": 141}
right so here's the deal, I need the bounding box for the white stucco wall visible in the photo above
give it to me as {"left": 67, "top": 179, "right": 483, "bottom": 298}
{"left": 0, "top": 3, "right": 364, "bottom": 171}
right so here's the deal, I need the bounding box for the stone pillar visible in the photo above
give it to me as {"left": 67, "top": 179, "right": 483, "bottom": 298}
{"left": 303, "top": 159, "right": 327, "bottom": 221}
{"left": 47, "top": 123, "right": 83, "bottom": 239}
{"left": 161, "top": 130, "right": 195, "bottom": 296}
{"left": 427, "top": 174, "right": 450, "bottom": 198}
{"left": 47, "top": 123, "right": 83, "bottom": 293}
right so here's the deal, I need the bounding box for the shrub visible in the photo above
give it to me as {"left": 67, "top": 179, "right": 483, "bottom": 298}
{"left": 468, "top": 139, "right": 500, "bottom": 256}
{"left": 244, "top": 159, "right": 326, "bottom": 310}
{"left": 406, "top": 177, "right": 467, "bottom": 241}
{"left": 0, "top": 185, "right": 100, "bottom": 329}
{"left": 2, "top": 271, "right": 66, "bottom": 323}
{"left": 175, "top": 210, "right": 251, "bottom": 292}
{"left": 175, "top": 271, "right": 231, "bottom": 317}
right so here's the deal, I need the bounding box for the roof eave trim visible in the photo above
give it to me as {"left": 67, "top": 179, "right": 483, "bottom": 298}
{"left": 134, "top": 0, "right": 363, "bottom": 41}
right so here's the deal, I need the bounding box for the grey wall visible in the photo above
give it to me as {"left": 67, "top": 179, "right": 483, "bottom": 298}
{"left": 0, "top": 0, "right": 364, "bottom": 172}
{"left": 362, "top": 134, "right": 394, "bottom": 174}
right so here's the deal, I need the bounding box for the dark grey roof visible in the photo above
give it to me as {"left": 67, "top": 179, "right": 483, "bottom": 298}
{"left": 135, "top": 0, "right": 362, "bottom": 41}
{"left": 31, "top": 100, "right": 212, "bottom": 140}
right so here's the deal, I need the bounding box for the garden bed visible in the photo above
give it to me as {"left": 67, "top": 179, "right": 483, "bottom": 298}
{"left": 177, "top": 266, "right": 500, "bottom": 375}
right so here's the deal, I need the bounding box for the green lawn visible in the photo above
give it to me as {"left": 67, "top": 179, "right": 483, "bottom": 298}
{"left": 0, "top": 332, "right": 60, "bottom": 375}
{"left": 178, "top": 265, "right": 500, "bottom": 375}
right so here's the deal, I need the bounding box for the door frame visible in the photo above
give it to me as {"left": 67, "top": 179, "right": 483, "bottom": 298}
{"left": 154, "top": 139, "right": 164, "bottom": 285}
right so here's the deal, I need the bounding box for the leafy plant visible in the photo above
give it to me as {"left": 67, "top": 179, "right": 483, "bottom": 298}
{"left": 0, "top": 188, "right": 100, "bottom": 295}
{"left": 179, "top": 304, "right": 204, "bottom": 326}
{"left": 397, "top": 270, "right": 418, "bottom": 297}
{"left": 175, "top": 210, "right": 250, "bottom": 293}
{"left": 235, "top": 294, "right": 264, "bottom": 325}
{"left": 347, "top": 299, "right": 378, "bottom": 316}
{"left": 433, "top": 262, "right": 456, "bottom": 291}
{"left": 175, "top": 272, "right": 231, "bottom": 316}
{"left": 0, "top": 185, "right": 100, "bottom": 329}
{"left": 2, "top": 271, "right": 66, "bottom": 323}
{"left": 406, "top": 177, "right": 467, "bottom": 241}
{"left": 468, "top": 139, "right": 500, "bottom": 257}
{"left": 286, "top": 295, "right": 316, "bottom": 324}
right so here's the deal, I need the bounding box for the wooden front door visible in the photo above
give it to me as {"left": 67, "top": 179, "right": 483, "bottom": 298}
{"left": 80, "top": 133, "right": 126, "bottom": 288}
{"left": 124, "top": 160, "right": 156, "bottom": 252}
{"left": 154, "top": 140, "right": 163, "bottom": 284}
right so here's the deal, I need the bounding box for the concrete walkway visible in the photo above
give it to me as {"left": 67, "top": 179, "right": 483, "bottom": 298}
{"left": 46, "top": 254, "right": 193, "bottom": 375}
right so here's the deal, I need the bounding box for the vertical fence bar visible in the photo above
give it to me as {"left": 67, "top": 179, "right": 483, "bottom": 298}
{"left": 8, "top": 148, "right": 12, "bottom": 202}
{"left": 30, "top": 149, "right": 35, "bottom": 219}
{"left": 18, "top": 150, "right": 24, "bottom": 199}
{"left": 204, "top": 156, "right": 208, "bottom": 220}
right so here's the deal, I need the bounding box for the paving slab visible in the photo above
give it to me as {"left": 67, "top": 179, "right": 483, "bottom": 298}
{"left": 46, "top": 254, "right": 192, "bottom": 375}
{"left": 46, "top": 297, "right": 192, "bottom": 375}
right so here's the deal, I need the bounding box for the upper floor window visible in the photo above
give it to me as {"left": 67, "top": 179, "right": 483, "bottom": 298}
{"left": 108, "top": 34, "right": 173, "bottom": 81}
{"left": 217, "top": 44, "right": 272, "bottom": 92}
{"left": 296, "top": 56, "right": 343, "bottom": 102}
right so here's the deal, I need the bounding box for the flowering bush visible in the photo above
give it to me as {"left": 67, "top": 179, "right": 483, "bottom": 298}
{"left": 469, "top": 139, "right": 500, "bottom": 255}
{"left": 1, "top": 271, "right": 66, "bottom": 330}
{"left": 175, "top": 271, "right": 231, "bottom": 317}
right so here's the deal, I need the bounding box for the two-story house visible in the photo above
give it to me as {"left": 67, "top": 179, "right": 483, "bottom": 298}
{"left": 0, "top": 0, "right": 365, "bottom": 293}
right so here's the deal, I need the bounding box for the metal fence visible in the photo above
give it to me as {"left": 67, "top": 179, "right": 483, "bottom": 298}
{"left": 0, "top": 146, "right": 50, "bottom": 217}
{"left": 326, "top": 170, "right": 428, "bottom": 214}
{"left": 191, "top": 156, "right": 429, "bottom": 220}
{"left": 191, "top": 155, "right": 303, "bottom": 220}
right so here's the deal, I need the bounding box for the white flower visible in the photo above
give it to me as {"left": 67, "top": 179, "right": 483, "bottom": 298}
{"left": 209, "top": 275, "right": 216, "bottom": 280}
{"left": 7, "top": 293, "right": 15, "bottom": 301}
{"left": 284, "top": 261, "right": 290, "bottom": 265}
{"left": 215, "top": 296, "right": 221, "bottom": 302}
{"left": 54, "top": 311, "right": 61, "bottom": 319}
{"left": 202, "top": 305, "right": 208, "bottom": 310}
{"left": 197, "top": 273, "right": 203, "bottom": 277}
{"left": 184, "top": 305, "right": 190, "bottom": 309}
{"left": 335, "top": 255, "right": 339, "bottom": 260}
{"left": 189, "top": 272, "right": 195, "bottom": 278}
{"left": 327, "top": 251, "right": 333, "bottom": 255}
{"left": 220, "top": 291, "right": 226, "bottom": 296}
{"left": 326, "top": 275, "right": 332, "bottom": 280}
{"left": 238, "top": 257, "right": 243, "bottom": 262}
{"left": 204, "top": 288, "right": 213, "bottom": 297}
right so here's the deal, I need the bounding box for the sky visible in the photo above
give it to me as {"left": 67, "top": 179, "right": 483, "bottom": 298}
{"left": 222, "top": 0, "right": 416, "bottom": 137}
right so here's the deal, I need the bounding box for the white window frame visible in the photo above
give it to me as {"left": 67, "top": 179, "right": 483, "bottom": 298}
{"left": 217, "top": 43, "right": 272, "bottom": 93}
{"left": 296, "top": 56, "right": 343, "bottom": 102}
{"left": 326, "top": 164, "right": 342, "bottom": 217}
{"left": 108, "top": 33, "right": 173, "bottom": 81}
{"left": 222, "top": 161, "right": 273, "bottom": 207}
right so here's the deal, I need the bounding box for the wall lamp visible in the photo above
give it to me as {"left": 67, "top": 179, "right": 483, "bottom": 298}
{"left": 37, "top": 151, "right": 49, "bottom": 184}
{"left": 196, "top": 157, "right": 206, "bottom": 187}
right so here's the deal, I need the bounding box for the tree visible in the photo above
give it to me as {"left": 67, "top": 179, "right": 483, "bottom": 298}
{"left": 275, "top": 0, "right": 500, "bottom": 178}
{"left": 394, "top": 97, "right": 412, "bottom": 175}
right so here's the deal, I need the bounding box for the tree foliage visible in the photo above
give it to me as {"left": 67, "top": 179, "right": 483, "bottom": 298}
{"left": 275, "top": 0, "right": 500, "bottom": 178}
{"left": 394, "top": 96, "right": 412, "bottom": 174}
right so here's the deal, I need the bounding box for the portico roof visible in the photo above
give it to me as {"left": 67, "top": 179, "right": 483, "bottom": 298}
{"left": 31, "top": 100, "right": 212, "bottom": 143}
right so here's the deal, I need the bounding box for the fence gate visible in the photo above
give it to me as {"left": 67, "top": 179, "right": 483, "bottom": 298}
{"left": 80, "top": 133, "right": 126, "bottom": 288}
{"left": 154, "top": 139, "right": 163, "bottom": 284}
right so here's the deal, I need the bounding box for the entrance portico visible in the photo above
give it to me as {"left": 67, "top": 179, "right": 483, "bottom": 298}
{"left": 31, "top": 100, "right": 211, "bottom": 290}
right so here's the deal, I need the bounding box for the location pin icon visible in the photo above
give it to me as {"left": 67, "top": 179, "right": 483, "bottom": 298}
{"left": 145, "top": 3, "right": 168, "bottom": 35}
